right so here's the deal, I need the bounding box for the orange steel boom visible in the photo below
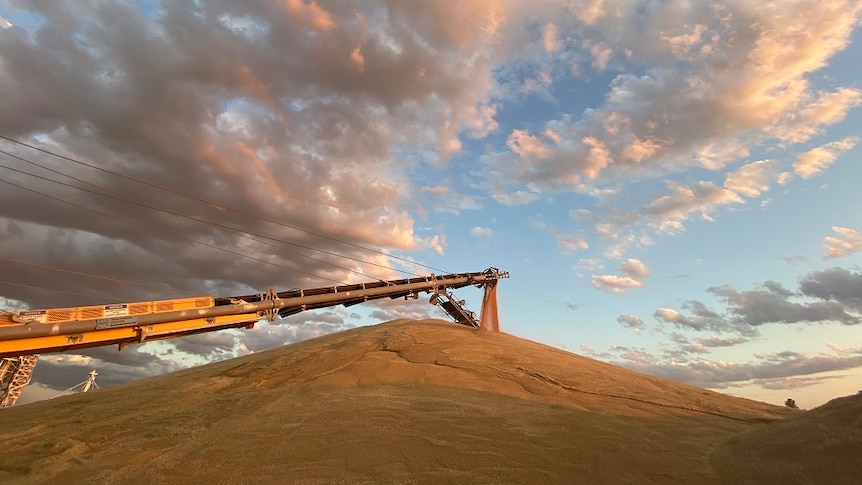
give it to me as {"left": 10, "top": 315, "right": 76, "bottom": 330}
{"left": 0, "top": 268, "right": 508, "bottom": 358}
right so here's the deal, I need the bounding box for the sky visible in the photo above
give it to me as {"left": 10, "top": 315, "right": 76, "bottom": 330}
{"left": 1, "top": 0, "right": 860, "bottom": 409}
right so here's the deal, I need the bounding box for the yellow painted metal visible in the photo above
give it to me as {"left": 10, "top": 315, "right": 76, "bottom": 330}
{"left": 3, "top": 296, "right": 215, "bottom": 326}
{"left": 0, "top": 313, "right": 259, "bottom": 357}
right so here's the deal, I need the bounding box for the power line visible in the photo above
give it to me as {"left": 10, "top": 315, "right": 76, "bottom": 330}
{"left": 0, "top": 256, "right": 199, "bottom": 296}
{"left": 0, "top": 176, "right": 351, "bottom": 286}
{"left": 0, "top": 135, "right": 450, "bottom": 274}
{"left": 1, "top": 148, "right": 429, "bottom": 281}
{"left": 0, "top": 157, "right": 394, "bottom": 283}
{"left": 0, "top": 280, "right": 119, "bottom": 302}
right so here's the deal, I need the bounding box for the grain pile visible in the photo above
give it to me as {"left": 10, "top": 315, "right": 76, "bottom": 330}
{"left": 3, "top": 319, "right": 854, "bottom": 484}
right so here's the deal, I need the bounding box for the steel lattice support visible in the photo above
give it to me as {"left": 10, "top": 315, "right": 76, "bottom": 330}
{"left": 0, "top": 354, "right": 39, "bottom": 407}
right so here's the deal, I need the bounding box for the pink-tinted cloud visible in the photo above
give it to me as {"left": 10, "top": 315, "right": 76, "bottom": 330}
{"left": 824, "top": 226, "right": 862, "bottom": 258}
{"left": 794, "top": 137, "right": 859, "bottom": 179}
{"left": 592, "top": 258, "right": 650, "bottom": 293}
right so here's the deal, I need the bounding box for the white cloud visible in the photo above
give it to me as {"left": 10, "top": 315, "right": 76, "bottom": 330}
{"left": 645, "top": 182, "right": 743, "bottom": 233}
{"left": 592, "top": 274, "right": 643, "bottom": 293}
{"left": 418, "top": 234, "right": 447, "bottom": 256}
{"left": 824, "top": 226, "right": 862, "bottom": 258}
{"left": 470, "top": 226, "right": 494, "bottom": 239}
{"left": 554, "top": 231, "right": 589, "bottom": 254}
{"left": 724, "top": 160, "right": 780, "bottom": 198}
{"left": 481, "top": 0, "right": 862, "bottom": 230}
{"left": 0, "top": 15, "right": 12, "bottom": 29}
{"left": 794, "top": 137, "right": 860, "bottom": 179}
{"left": 573, "top": 257, "right": 604, "bottom": 274}
{"left": 619, "top": 258, "right": 650, "bottom": 279}
{"left": 592, "top": 257, "right": 650, "bottom": 293}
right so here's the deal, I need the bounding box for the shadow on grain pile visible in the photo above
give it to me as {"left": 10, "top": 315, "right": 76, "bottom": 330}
{"left": 3, "top": 319, "right": 839, "bottom": 484}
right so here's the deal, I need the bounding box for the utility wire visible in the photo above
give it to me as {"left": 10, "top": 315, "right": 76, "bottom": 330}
{"left": 1, "top": 148, "right": 427, "bottom": 281}
{"left": 0, "top": 135, "right": 450, "bottom": 274}
{"left": 0, "top": 281, "right": 119, "bottom": 302}
{"left": 0, "top": 157, "right": 392, "bottom": 283}
{"left": 0, "top": 256, "right": 199, "bottom": 296}
{"left": 0, "top": 176, "right": 351, "bottom": 286}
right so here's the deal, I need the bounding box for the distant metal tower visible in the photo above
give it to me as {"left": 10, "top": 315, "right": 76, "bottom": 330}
{"left": 0, "top": 355, "right": 39, "bottom": 407}
{"left": 74, "top": 370, "right": 99, "bottom": 394}
{"left": 51, "top": 369, "right": 100, "bottom": 399}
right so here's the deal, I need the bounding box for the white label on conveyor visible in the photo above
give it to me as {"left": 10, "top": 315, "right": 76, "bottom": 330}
{"left": 103, "top": 304, "right": 129, "bottom": 317}
{"left": 17, "top": 310, "right": 48, "bottom": 324}
{"left": 96, "top": 316, "right": 138, "bottom": 329}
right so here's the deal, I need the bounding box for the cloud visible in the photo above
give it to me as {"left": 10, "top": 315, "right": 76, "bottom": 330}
{"left": 592, "top": 274, "right": 642, "bottom": 293}
{"left": 470, "top": 226, "right": 494, "bottom": 239}
{"left": 507, "top": 129, "right": 553, "bottom": 162}
{"left": 284, "top": 0, "right": 337, "bottom": 31}
{"left": 724, "top": 160, "right": 780, "bottom": 198}
{"left": 710, "top": 281, "right": 861, "bottom": 326}
{"left": 652, "top": 305, "right": 752, "bottom": 336}
{"left": 171, "top": 331, "right": 240, "bottom": 358}
{"left": 619, "top": 258, "right": 650, "bottom": 279}
{"left": 15, "top": 382, "right": 59, "bottom": 405}
{"left": 614, "top": 345, "right": 862, "bottom": 390}
{"left": 554, "top": 230, "right": 589, "bottom": 254}
{"left": 694, "top": 336, "right": 747, "bottom": 348}
{"left": 823, "top": 226, "right": 862, "bottom": 258}
{"left": 649, "top": 268, "right": 862, "bottom": 341}
{"left": 32, "top": 347, "right": 184, "bottom": 389}
{"left": 0, "top": 15, "right": 11, "bottom": 29}
{"left": 617, "top": 313, "right": 644, "bottom": 332}
{"left": 237, "top": 311, "right": 356, "bottom": 353}
{"left": 0, "top": 1, "right": 515, "bottom": 310}
{"left": 415, "top": 185, "right": 482, "bottom": 216}
{"left": 479, "top": 0, "right": 861, "bottom": 245}
{"left": 565, "top": 302, "right": 581, "bottom": 312}
{"left": 644, "top": 182, "right": 744, "bottom": 234}
{"left": 793, "top": 137, "right": 859, "bottom": 179}
{"left": 570, "top": 0, "right": 605, "bottom": 26}
{"left": 753, "top": 375, "right": 844, "bottom": 391}
{"left": 798, "top": 267, "right": 862, "bottom": 312}
{"left": 781, "top": 255, "right": 808, "bottom": 265}
{"left": 542, "top": 22, "right": 560, "bottom": 52}
{"left": 592, "top": 258, "right": 650, "bottom": 293}
{"left": 661, "top": 23, "right": 708, "bottom": 59}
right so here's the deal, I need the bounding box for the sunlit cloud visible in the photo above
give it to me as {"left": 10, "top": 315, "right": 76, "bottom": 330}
{"left": 592, "top": 258, "right": 650, "bottom": 293}
{"left": 823, "top": 226, "right": 862, "bottom": 258}
{"left": 794, "top": 137, "right": 860, "bottom": 179}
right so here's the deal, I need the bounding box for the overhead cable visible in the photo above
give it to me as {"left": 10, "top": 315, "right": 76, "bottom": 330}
{"left": 0, "top": 157, "right": 392, "bottom": 283}
{"left": 0, "top": 176, "right": 351, "bottom": 286}
{"left": 0, "top": 256, "right": 199, "bottom": 296}
{"left": 0, "top": 135, "right": 450, "bottom": 274}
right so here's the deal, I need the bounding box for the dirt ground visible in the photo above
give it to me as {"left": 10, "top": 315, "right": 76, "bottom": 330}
{"left": 2, "top": 319, "right": 855, "bottom": 484}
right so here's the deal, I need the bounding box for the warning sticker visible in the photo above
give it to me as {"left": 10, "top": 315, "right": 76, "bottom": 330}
{"left": 103, "top": 304, "right": 129, "bottom": 318}
{"left": 17, "top": 310, "right": 48, "bottom": 324}
{"left": 96, "top": 316, "right": 138, "bottom": 329}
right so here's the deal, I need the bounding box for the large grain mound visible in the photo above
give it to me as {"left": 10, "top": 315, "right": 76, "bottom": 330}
{"left": 0, "top": 319, "right": 798, "bottom": 484}
{"left": 712, "top": 393, "right": 862, "bottom": 484}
